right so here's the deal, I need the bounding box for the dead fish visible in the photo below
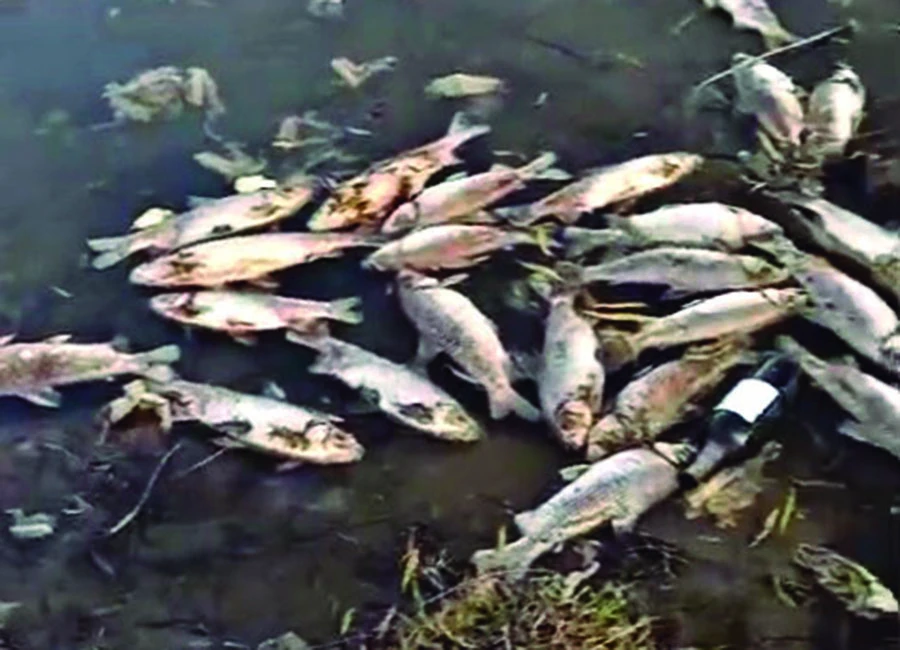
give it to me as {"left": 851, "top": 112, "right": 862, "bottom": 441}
{"left": 794, "top": 544, "right": 898, "bottom": 619}
{"left": 538, "top": 292, "right": 604, "bottom": 450}
{"left": 586, "top": 340, "right": 753, "bottom": 461}
{"left": 0, "top": 334, "right": 179, "bottom": 407}
{"left": 778, "top": 337, "right": 900, "bottom": 462}
{"left": 425, "top": 73, "right": 505, "bottom": 99}
{"left": 129, "top": 232, "right": 379, "bottom": 288}
{"left": 523, "top": 152, "right": 704, "bottom": 224}
{"left": 287, "top": 335, "right": 483, "bottom": 442}
{"left": 600, "top": 288, "right": 806, "bottom": 369}
{"left": 775, "top": 194, "right": 900, "bottom": 268}
{"left": 87, "top": 180, "right": 318, "bottom": 269}
{"left": 702, "top": 0, "right": 797, "bottom": 49}
{"left": 562, "top": 203, "right": 784, "bottom": 257}
{"left": 307, "top": 124, "right": 491, "bottom": 232}
{"left": 149, "top": 291, "right": 363, "bottom": 344}
{"left": 381, "top": 152, "right": 558, "bottom": 234}
{"left": 471, "top": 444, "right": 688, "bottom": 580}
{"left": 684, "top": 441, "right": 781, "bottom": 528}
{"left": 778, "top": 251, "right": 900, "bottom": 375}
{"left": 733, "top": 54, "right": 804, "bottom": 150}
{"left": 363, "top": 225, "right": 549, "bottom": 272}
{"left": 803, "top": 65, "right": 865, "bottom": 162}
{"left": 396, "top": 270, "right": 540, "bottom": 422}
{"left": 194, "top": 145, "right": 266, "bottom": 181}
{"left": 106, "top": 378, "right": 363, "bottom": 465}
{"left": 570, "top": 247, "right": 789, "bottom": 299}
{"left": 331, "top": 55, "right": 398, "bottom": 89}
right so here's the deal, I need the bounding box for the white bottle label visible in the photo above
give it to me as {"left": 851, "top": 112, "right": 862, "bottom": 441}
{"left": 714, "top": 378, "right": 780, "bottom": 424}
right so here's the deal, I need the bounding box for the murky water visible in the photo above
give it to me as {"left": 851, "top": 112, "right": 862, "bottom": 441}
{"left": 0, "top": 0, "right": 899, "bottom": 648}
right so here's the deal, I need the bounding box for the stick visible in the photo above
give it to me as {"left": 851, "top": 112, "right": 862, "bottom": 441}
{"left": 173, "top": 447, "right": 230, "bottom": 480}
{"left": 691, "top": 23, "right": 853, "bottom": 95}
{"left": 106, "top": 441, "right": 184, "bottom": 537}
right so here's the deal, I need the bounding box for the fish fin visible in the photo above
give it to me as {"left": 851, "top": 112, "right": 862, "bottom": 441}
{"left": 275, "top": 461, "right": 304, "bottom": 472}
{"left": 413, "top": 336, "right": 440, "bottom": 369}
{"left": 325, "top": 297, "right": 364, "bottom": 325}
{"left": 445, "top": 111, "right": 485, "bottom": 137}
{"left": 439, "top": 121, "right": 491, "bottom": 158}
{"left": 262, "top": 381, "right": 287, "bottom": 400}
{"left": 86, "top": 235, "right": 137, "bottom": 269}
{"left": 558, "top": 464, "right": 591, "bottom": 483}
{"left": 471, "top": 538, "right": 543, "bottom": 581}
{"left": 535, "top": 167, "right": 573, "bottom": 181}
{"left": 43, "top": 334, "right": 73, "bottom": 344}
{"left": 131, "top": 207, "right": 176, "bottom": 230}
{"left": 0, "top": 334, "right": 14, "bottom": 346}
{"left": 489, "top": 387, "right": 541, "bottom": 422}
{"left": 211, "top": 437, "right": 249, "bottom": 449}
{"left": 308, "top": 345, "right": 343, "bottom": 376}
{"left": 448, "top": 365, "right": 481, "bottom": 385}
{"left": 211, "top": 419, "right": 253, "bottom": 437}
{"left": 435, "top": 273, "right": 468, "bottom": 289}
{"left": 134, "top": 345, "right": 181, "bottom": 378}
{"left": 246, "top": 276, "right": 279, "bottom": 291}
{"left": 598, "top": 330, "right": 639, "bottom": 371}
{"left": 231, "top": 334, "right": 258, "bottom": 346}
{"left": 516, "top": 152, "right": 558, "bottom": 179}
{"left": 285, "top": 326, "right": 330, "bottom": 348}
{"left": 16, "top": 387, "right": 62, "bottom": 408}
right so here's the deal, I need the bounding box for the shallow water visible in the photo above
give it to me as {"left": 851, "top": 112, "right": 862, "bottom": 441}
{"left": 1, "top": 0, "right": 900, "bottom": 648}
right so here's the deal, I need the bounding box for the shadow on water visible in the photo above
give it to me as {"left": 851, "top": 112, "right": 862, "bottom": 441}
{"left": 0, "top": 0, "right": 899, "bottom": 647}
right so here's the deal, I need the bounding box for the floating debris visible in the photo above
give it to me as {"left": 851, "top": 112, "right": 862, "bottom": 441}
{"left": 194, "top": 143, "right": 266, "bottom": 180}
{"left": 7, "top": 509, "right": 56, "bottom": 540}
{"left": 331, "top": 55, "right": 398, "bottom": 89}
{"left": 794, "top": 544, "right": 899, "bottom": 619}
{"left": 102, "top": 66, "right": 224, "bottom": 125}
{"left": 425, "top": 72, "right": 505, "bottom": 99}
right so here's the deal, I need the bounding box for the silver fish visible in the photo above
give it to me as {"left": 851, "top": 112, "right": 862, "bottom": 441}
{"left": 804, "top": 65, "right": 866, "bottom": 162}
{"left": 471, "top": 444, "right": 687, "bottom": 580}
{"left": 87, "top": 180, "right": 317, "bottom": 269}
{"left": 539, "top": 292, "right": 604, "bottom": 450}
{"left": 778, "top": 250, "right": 900, "bottom": 375}
{"left": 778, "top": 337, "right": 900, "bottom": 462}
{"left": 0, "top": 334, "right": 179, "bottom": 408}
{"left": 702, "top": 0, "right": 797, "bottom": 49}
{"left": 563, "top": 203, "right": 783, "bottom": 257}
{"left": 287, "top": 335, "right": 483, "bottom": 442}
{"left": 107, "top": 378, "right": 364, "bottom": 464}
{"left": 733, "top": 54, "right": 804, "bottom": 150}
{"left": 572, "top": 247, "right": 788, "bottom": 299}
{"left": 396, "top": 270, "right": 540, "bottom": 421}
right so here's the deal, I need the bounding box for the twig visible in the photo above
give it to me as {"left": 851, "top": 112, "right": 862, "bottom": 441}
{"left": 691, "top": 23, "right": 853, "bottom": 95}
{"left": 106, "top": 441, "right": 184, "bottom": 537}
{"left": 173, "top": 447, "right": 230, "bottom": 480}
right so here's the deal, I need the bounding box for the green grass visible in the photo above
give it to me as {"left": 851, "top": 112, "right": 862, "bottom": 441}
{"left": 382, "top": 571, "right": 657, "bottom": 650}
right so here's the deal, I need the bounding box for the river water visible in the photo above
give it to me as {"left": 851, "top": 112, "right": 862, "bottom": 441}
{"left": 0, "top": 0, "right": 899, "bottom": 648}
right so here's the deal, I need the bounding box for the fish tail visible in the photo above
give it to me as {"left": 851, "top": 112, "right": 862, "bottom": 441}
{"left": 471, "top": 538, "right": 544, "bottom": 581}
{"left": 522, "top": 223, "right": 561, "bottom": 256}
{"left": 762, "top": 27, "right": 798, "bottom": 51}
{"left": 86, "top": 234, "right": 140, "bottom": 269}
{"left": 489, "top": 386, "right": 541, "bottom": 422}
{"left": 563, "top": 228, "right": 629, "bottom": 258}
{"left": 134, "top": 344, "right": 181, "bottom": 379}
{"left": 598, "top": 330, "right": 639, "bottom": 371}
{"left": 325, "top": 297, "right": 364, "bottom": 325}
{"left": 285, "top": 327, "right": 331, "bottom": 349}
{"left": 438, "top": 123, "right": 491, "bottom": 162}
{"left": 517, "top": 151, "right": 558, "bottom": 179}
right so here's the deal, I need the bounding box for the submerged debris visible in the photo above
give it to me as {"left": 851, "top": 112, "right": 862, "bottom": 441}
{"left": 794, "top": 544, "right": 899, "bottom": 619}
{"left": 102, "top": 66, "right": 224, "bottom": 124}
{"left": 425, "top": 72, "right": 505, "bottom": 99}
{"left": 7, "top": 509, "right": 55, "bottom": 540}
{"left": 331, "top": 56, "right": 398, "bottom": 89}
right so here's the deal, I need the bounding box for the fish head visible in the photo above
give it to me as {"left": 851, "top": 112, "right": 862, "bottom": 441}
{"left": 149, "top": 292, "right": 202, "bottom": 318}
{"left": 381, "top": 203, "right": 419, "bottom": 235}
{"left": 304, "top": 422, "right": 365, "bottom": 464}
{"left": 395, "top": 268, "right": 435, "bottom": 291}
{"left": 729, "top": 206, "right": 784, "bottom": 239}
{"left": 553, "top": 399, "right": 593, "bottom": 450}
{"left": 429, "top": 402, "right": 483, "bottom": 442}
{"left": 830, "top": 65, "right": 864, "bottom": 96}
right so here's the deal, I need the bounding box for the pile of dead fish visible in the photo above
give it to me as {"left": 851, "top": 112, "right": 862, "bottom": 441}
{"left": 37, "top": 1, "right": 889, "bottom": 616}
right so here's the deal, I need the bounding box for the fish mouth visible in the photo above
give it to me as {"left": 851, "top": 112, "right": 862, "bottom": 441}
{"left": 129, "top": 263, "right": 158, "bottom": 286}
